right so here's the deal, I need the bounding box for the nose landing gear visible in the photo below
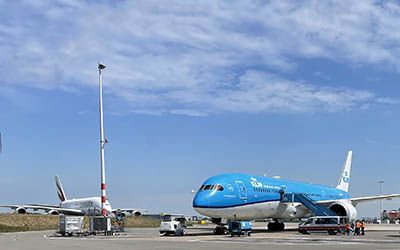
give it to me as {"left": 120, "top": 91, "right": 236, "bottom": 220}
{"left": 267, "top": 221, "right": 285, "bottom": 231}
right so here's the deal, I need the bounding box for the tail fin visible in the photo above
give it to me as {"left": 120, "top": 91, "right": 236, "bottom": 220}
{"left": 336, "top": 151, "right": 353, "bottom": 192}
{"left": 55, "top": 176, "right": 67, "bottom": 202}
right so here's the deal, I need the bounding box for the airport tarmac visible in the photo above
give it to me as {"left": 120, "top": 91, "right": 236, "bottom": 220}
{"left": 1, "top": 224, "right": 400, "bottom": 250}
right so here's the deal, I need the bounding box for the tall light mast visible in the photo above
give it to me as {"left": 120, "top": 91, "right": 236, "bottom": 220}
{"left": 379, "top": 180, "right": 384, "bottom": 220}
{"left": 98, "top": 63, "right": 108, "bottom": 217}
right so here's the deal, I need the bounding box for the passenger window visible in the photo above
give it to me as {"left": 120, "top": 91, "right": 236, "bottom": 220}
{"left": 204, "top": 185, "right": 212, "bottom": 190}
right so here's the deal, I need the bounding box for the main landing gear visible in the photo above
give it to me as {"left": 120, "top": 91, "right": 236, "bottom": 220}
{"left": 214, "top": 225, "right": 228, "bottom": 235}
{"left": 212, "top": 218, "right": 228, "bottom": 235}
{"left": 267, "top": 221, "right": 285, "bottom": 231}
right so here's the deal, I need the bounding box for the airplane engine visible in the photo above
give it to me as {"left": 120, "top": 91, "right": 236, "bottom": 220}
{"left": 132, "top": 210, "right": 142, "bottom": 217}
{"left": 48, "top": 210, "right": 59, "bottom": 215}
{"left": 328, "top": 201, "right": 357, "bottom": 222}
{"left": 15, "top": 207, "right": 27, "bottom": 214}
{"left": 115, "top": 210, "right": 141, "bottom": 217}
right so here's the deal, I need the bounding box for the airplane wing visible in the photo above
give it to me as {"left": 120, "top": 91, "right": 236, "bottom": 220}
{"left": 316, "top": 194, "right": 400, "bottom": 206}
{"left": 0, "top": 205, "right": 82, "bottom": 215}
{"left": 347, "top": 194, "right": 400, "bottom": 206}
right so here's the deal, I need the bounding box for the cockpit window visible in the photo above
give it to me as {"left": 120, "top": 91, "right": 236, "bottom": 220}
{"left": 199, "top": 184, "right": 224, "bottom": 191}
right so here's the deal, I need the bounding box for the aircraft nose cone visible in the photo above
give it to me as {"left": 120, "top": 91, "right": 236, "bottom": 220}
{"left": 192, "top": 192, "right": 211, "bottom": 217}
{"left": 192, "top": 192, "right": 209, "bottom": 208}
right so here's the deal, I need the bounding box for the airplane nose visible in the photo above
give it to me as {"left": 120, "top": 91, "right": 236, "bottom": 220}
{"left": 192, "top": 192, "right": 210, "bottom": 208}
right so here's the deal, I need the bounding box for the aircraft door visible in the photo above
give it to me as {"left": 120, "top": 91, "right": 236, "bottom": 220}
{"left": 235, "top": 181, "right": 247, "bottom": 200}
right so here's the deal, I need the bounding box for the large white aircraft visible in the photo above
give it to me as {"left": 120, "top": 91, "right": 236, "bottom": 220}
{"left": 193, "top": 151, "right": 400, "bottom": 233}
{"left": 1, "top": 176, "right": 144, "bottom": 216}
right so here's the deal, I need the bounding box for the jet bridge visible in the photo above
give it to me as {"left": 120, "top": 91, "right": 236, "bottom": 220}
{"left": 281, "top": 193, "right": 337, "bottom": 216}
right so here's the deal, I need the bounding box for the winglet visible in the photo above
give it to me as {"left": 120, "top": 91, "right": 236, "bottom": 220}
{"left": 336, "top": 151, "right": 352, "bottom": 192}
{"left": 55, "top": 176, "right": 67, "bottom": 202}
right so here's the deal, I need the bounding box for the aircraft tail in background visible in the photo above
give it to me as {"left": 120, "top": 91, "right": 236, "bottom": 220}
{"left": 336, "top": 151, "right": 352, "bottom": 192}
{"left": 55, "top": 176, "right": 67, "bottom": 202}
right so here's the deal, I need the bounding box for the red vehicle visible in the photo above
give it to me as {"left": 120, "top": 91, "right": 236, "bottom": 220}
{"left": 298, "top": 216, "right": 347, "bottom": 235}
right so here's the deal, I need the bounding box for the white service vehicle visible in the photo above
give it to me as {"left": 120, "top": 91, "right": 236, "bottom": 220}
{"left": 159, "top": 215, "right": 186, "bottom": 236}
{"left": 298, "top": 216, "right": 347, "bottom": 235}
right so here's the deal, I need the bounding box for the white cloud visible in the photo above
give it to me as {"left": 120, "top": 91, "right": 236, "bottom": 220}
{"left": 206, "top": 71, "right": 377, "bottom": 114}
{"left": 0, "top": 0, "right": 398, "bottom": 115}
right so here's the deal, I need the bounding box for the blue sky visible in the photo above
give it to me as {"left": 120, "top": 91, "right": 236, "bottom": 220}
{"left": 1, "top": 1, "right": 400, "bottom": 216}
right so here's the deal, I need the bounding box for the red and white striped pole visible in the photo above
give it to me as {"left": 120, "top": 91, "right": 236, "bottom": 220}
{"left": 98, "top": 63, "right": 108, "bottom": 217}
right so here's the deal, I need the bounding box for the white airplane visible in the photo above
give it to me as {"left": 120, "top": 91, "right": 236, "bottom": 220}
{"left": 1, "top": 176, "right": 144, "bottom": 216}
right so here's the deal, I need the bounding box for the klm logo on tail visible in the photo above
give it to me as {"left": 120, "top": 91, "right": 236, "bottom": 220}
{"left": 342, "top": 171, "right": 350, "bottom": 183}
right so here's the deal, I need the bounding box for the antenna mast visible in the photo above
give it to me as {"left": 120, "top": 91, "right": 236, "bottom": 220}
{"left": 98, "top": 63, "right": 108, "bottom": 217}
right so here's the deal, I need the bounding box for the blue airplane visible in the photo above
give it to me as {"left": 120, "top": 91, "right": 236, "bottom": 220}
{"left": 193, "top": 151, "right": 400, "bottom": 234}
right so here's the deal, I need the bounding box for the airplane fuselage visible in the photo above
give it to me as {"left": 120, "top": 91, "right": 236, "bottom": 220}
{"left": 61, "top": 197, "right": 112, "bottom": 215}
{"left": 193, "top": 173, "right": 350, "bottom": 220}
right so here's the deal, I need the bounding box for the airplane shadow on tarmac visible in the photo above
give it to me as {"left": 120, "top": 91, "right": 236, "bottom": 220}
{"left": 386, "top": 234, "right": 400, "bottom": 238}
{"left": 166, "top": 228, "right": 298, "bottom": 237}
